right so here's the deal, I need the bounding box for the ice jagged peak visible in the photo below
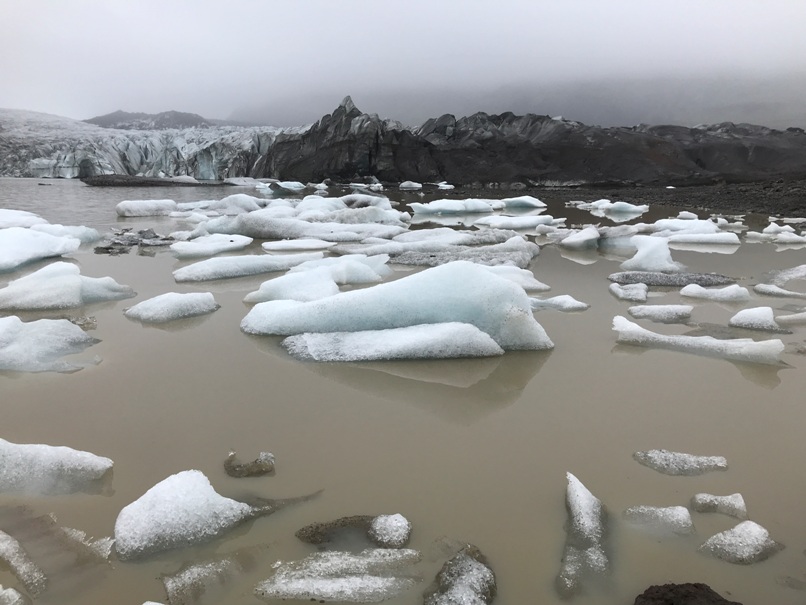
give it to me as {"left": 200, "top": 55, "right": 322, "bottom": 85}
{"left": 339, "top": 95, "right": 358, "bottom": 113}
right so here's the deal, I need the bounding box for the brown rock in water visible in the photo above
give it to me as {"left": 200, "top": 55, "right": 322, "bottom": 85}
{"left": 633, "top": 583, "right": 742, "bottom": 605}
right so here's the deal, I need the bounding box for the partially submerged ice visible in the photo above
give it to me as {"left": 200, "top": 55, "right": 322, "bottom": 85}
{"left": 170, "top": 234, "right": 253, "bottom": 258}
{"left": 0, "top": 227, "right": 80, "bottom": 272}
{"left": 680, "top": 284, "right": 751, "bottom": 303}
{"left": 556, "top": 473, "right": 608, "bottom": 598}
{"left": 242, "top": 261, "right": 554, "bottom": 351}
{"left": 244, "top": 268, "right": 340, "bottom": 303}
{"left": 173, "top": 252, "right": 324, "bottom": 282}
{"left": 728, "top": 307, "right": 789, "bottom": 332}
{"left": 628, "top": 304, "right": 693, "bottom": 323}
{"left": 391, "top": 236, "right": 539, "bottom": 269}
{"left": 296, "top": 513, "right": 410, "bottom": 549}
{"left": 609, "top": 282, "right": 648, "bottom": 302}
{"left": 612, "top": 316, "right": 784, "bottom": 365}
{"left": 0, "top": 316, "right": 100, "bottom": 373}
{"left": 115, "top": 199, "right": 177, "bottom": 217}
{"left": 424, "top": 545, "right": 496, "bottom": 605}
{"left": 633, "top": 449, "right": 727, "bottom": 476}
{"left": 124, "top": 292, "right": 220, "bottom": 323}
{"left": 529, "top": 295, "right": 590, "bottom": 312}
{"left": 0, "top": 209, "right": 48, "bottom": 228}
{"left": 368, "top": 515, "right": 412, "bottom": 549}
{"left": 0, "top": 530, "right": 47, "bottom": 597}
{"left": 0, "top": 438, "right": 112, "bottom": 495}
{"left": 623, "top": 505, "right": 695, "bottom": 536}
{"left": 609, "top": 271, "right": 735, "bottom": 287}
{"left": 691, "top": 493, "right": 747, "bottom": 519}
{"left": 254, "top": 548, "right": 422, "bottom": 603}
{"left": 698, "top": 521, "right": 783, "bottom": 564}
{"left": 0, "top": 585, "right": 25, "bottom": 605}
{"left": 283, "top": 323, "right": 506, "bottom": 362}
{"left": 620, "top": 235, "right": 683, "bottom": 272}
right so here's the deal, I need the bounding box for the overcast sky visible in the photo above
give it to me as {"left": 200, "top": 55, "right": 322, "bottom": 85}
{"left": 2, "top": 0, "right": 806, "bottom": 127}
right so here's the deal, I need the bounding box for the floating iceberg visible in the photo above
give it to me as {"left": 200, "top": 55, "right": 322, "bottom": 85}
{"left": 728, "top": 307, "right": 789, "bottom": 332}
{"left": 399, "top": 180, "right": 423, "bottom": 190}
{"left": 124, "top": 292, "right": 220, "bottom": 323}
{"left": 0, "top": 227, "right": 80, "bottom": 272}
{"left": 481, "top": 265, "right": 550, "bottom": 291}
{"left": 31, "top": 223, "right": 101, "bottom": 243}
{"left": 609, "top": 271, "right": 735, "bottom": 287}
{"left": 680, "top": 284, "right": 751, "bottom": 303}
{"left": 115, "top": 199, "right": 177, "bottom": 217}
{"left": 472, "top": 215, "right": 556, "bottom": 230}
{"left": 425, "top": 545, "right": 496, "bottom": 605}
{"left": 0, "top": 585, "right": 26, "bottom": 605}
{"left": 244, "top": 269, "right": 341, "bottom": 303}
{"left": 333, "top": 228, "right": 520, "bottom": 259}
{"left": 283, "top": 323, "right": 506, "bottom": 361}
{"left": 753, "top": 283, "right": 806, "bottom": 299}
{"left": 0, "top": 437, "right": 113, "bottom": 495}
{"left": 255, "top": 548, "right": 422, "bottom": 603}
{"left": 242, "top": 261, "right": 554, "bottom": 351}
{"left": 0, "top": 262, "right": 136, "bottom": 310}
{"left": 410, "top": 199, "right": 493, "bottom": 214}
{"left": 620, "top": 235, "right": 683, "bottom": 272}
{"left": 499, "top": 195, "right": 546, "bottom": 208}
{"left": 0, "top": 208, "right": 48, "bottom": 228}
{"left": 623, "top": 505, "right": 694, "bottom": 536}
{"left": 775, "top": 310, "right": 806, "bottom": 326}
{"left": 0, "top": 316, "right": 100, "bottom": 373}
{"left": 262, "top": 238, "right": 336, "bottom": 251}
{"left": 609, "top": 283, "right": 648, "bottom": 302}
{"left": 275, "top": 180, "right": 307, "bottom": 192}
{"left": 530, "top": 295, "right": 590, "bottom": 312}
{"left": 170, "top": 234, "right": 253, "bottom": 258}
{"left": 368, "top": 515, "right": 412, "bottom": 549}
{"left": 628, "top": 304, "right": 692, "bottom": 323}
{"left": 559, "top": 226, "right": 600, "bottom": 248}
{"left": 173, "top": 252, "right": 323, "bottom": 282}
{"left": 699, "top": 521, "right": 783, "bottom": 564}
{"left": 666, "top": 232, "right": 741, "bottom": 245}
{"left": 691, "top": 493, "right": 747, "bottom": 519}
{"left": 633, "top": 449, "right": 727, "bottom": 476}
{"left": 288, "top": 254, "right": 392, "bottom": 284}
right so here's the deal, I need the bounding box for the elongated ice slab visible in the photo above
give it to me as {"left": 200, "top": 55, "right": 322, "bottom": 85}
{"left": 392, "top": 236, "right": 539, "bottom": 268}
{"left": 609, "top": 272, "right": 735, "bottom": 287}
{"left": 244, "top": 269, "right": 340, "bottom": 303}
{"left": 0, "top": 227, "right": 80, "bottom": 272}
{"left": 560, "top": 226, "right": 600, "bottom": 248}
{"left": 623, "top": 505, "right": 694, "bottom": 535}
{"left": 753, "top": 283, "right": 806, "bottom": 299}
{"left": 124, "top": 292, "right": 220, "bottom": 323}
{"left": 680, "top": 284, "right": 751, "bottom": 302}
{"left": 728, "top": 307, "right": 788, "bottom": 332}
{"left": 283, "top": 323, "right": 505, "bottom": 361}
{"left": 115, "top": 199, "right": 177, "bottom": 217}
{"left": 699, "top": 521, "right": 783, "bottom": 564}
{"left": 691, "top": 493, "right": 747, "bottom": 519}
{"left": 613, "top": 316, "right": 783, "bottom": 365}
{"left": 170, "top": 234, "right": 253, "bottom": 258}
{"left": 628, "top": 305, "right": 693, "bottom": 323}
{"left": 633, "top": 449, "right": 727, "bottom": 476}
{"left": 410, "top": 199, "right": 493, "bottom": 214}
{"left": 173, "top": 252, "right": 323, "bottom": 282}
{"left": 609, "top": 283, "right": 647, "bottom": 302}
{"left": 0, "top": 209, "right": 47, "bottom": 228}
{"left": 0, "top": 316, "right": 100, "bottom": 373}
{"left": 530, "top": 295, "right": 590, "bottom": 312}
{"left": 262, "top": 238, "right": 336, "bottom": 251}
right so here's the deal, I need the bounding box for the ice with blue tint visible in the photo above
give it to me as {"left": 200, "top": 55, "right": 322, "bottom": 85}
{"left": 288, "top": 254, "right": 392, "bottom": 284}
{"left": 124, "top": 292, "right": 220, "bottom": 323}
{"left": 170, "top": 234, "right": 253, "bottom": 258}
{"left": 173, "top": 252, "right": 324, "bottom": 282}
{"left": 115, "top": 199, "right": 177, "bottom": 217}
{"left": 0, "top": 209, "right": 48, "bottom": 228}
{"left": 481, "top": 265, "right": 550, "bottom": 291}
{"left": 680, "top": 284, "right": 751, "bottom": 302}
{"left": 0, "top": 227, "right": 81, "bottom": 272}
{"left": 283, "top": 323, "right": 505, "bottom": 361}
{"left": 0, "top": 262, "right": 135, "bottom": 310}
{"left": 530, "top": 295, "right": 590, "bottom": 312}
{"left": 244, "top": 269, "right": 340, "bottom": 303}
{"left": 31, "top": 223, "right": 101, "bottom": 243}
{"left": 410, "top": 199, "right": 494, "bottom": 214}
{"left": 613, "top": 316, "right": 784, "bottom": 365}
{"left": 620, "top": 236, "right": 683, "bottom": 272}
{"left": 559, "top": 226, "right": 600, "bottom": 249}
{"left": 242, "top": 261, "right": 554, "bottom": 351}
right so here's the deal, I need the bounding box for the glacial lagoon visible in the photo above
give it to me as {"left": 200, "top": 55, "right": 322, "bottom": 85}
{"left": 2, "top": 177, "right": 806, "bottom": 604}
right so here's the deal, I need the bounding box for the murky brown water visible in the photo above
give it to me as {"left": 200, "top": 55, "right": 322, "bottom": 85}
{"left": 2, "top": 178, "right": 806, "bottom": 604}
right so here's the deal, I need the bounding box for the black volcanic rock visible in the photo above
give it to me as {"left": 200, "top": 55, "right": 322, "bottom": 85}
{"left": 633, "top": 583, "right": 742, "bottom": 605}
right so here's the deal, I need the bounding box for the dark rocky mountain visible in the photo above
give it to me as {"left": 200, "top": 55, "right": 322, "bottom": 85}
{"left": 84, "top": 110, "right": 215, "bottom": 130}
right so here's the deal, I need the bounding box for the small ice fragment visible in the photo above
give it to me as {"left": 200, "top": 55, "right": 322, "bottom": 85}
{"left": 170, "top": 234, "right": 253, "bottom": 258}
{"left": 0, "top": 530, "right": 47, "bottom": 596}
{"left": 699, "top": 520, "right": 783, "bottom": 564}
{"left": 728, "top": 307, "right": 789, "bottom": 332}
{"left": 124, "top": 292, "right": 219, "bottom": 323}
{"left": 173, "top": 252, "right": 324, "bottom": 282}
{"left": 680, "top": 284, "right": 751, "bottom": 302}
{"left": 425, "top": 545, "right": 496, "bottom": 605}
{"left": 623, "top": 505, "right": 694, "bottom": 535}
{"left": 559, "top": 226, "right": 600, "bottom": 249}
{"left": 691, "top": 493, "right": 747, "bottom": 519}
{"left": 628, "top": 305, "right": 692, "bottom": 323}
{"left": 609, "top": 282, "right": 648, "bottom": 302}
{"left": 530, "top": 295, "right": 590, "bottom": 312}
{"left": 0, "top": 585, "right": 26, "bottom": 605}
{"left": 399, "top": 181, "right": 423, "bottom": 190}
{"left": 753, "top": 283, "right": 806, "bottom": 299}
{"left": 368, "top": 514, "right": 412, "bottom": 549}
{"left": 115, "top": 199, "right": 177, "bottom": 217}
{"left": 620, "top": 235, "right": 683, "bottom": 272}
{"left": 262, "top": 238, "right": 336, "bottom": 251}
{"left": 633, "top": 449, "right": 727, "bottom": 476}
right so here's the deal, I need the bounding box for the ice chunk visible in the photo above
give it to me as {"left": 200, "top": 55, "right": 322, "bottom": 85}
{"left": 392, "top": 236, "right": 539, "bottom": 268}
{"left": 0, "top": 262, "right": 136, "bottom": 310}
{"left": 0, "top": 209, "right": 48, "bottom": 228}
{"left": 609, "top": 283, "right": 648, "bottom": 302}
{"left": 728, "top": 307, "right": 789, "bottom": 332}
{"left": 0, "top": 227, "right": 81, "bottom": 272}
{"left": 775, "top": 310, "right": 806, "bottom": 325}
{"left": 333, "top": 228, "right": 520, "bottom": 258}
{"left": 368, "top": 515, "right": 411, "bottom": 549}
{"left": 559, "top": 226, "right": 600, "bottom": 248}
{"left": 556, "top": 473, "right": 608, "bottom": 598}
{"left": 665, "top": 232, "right": 741, "bottom": 245}
{"left": 0, "top": 530, "right": 47, "bottom": 596}
{"left": 0, "top": 585, "right": 26, "bottom": 605}
{"left": 31, "top": 223, "right": 101, "bottom": 243}
{"left": 173, "top": 252, "right": 324, "bottom": 282}
{"left": 399, "top": 181, "right": 423, "bottom": 190}
{"left": 242, "top": 261, "right": 554, "bottom": 351}
{"left": 410, "top": 199, "right": 493, "bottom": 214}
{"left": 530, "top": 295, "right": 590, "bottom": 312}
{"left": 288, "top": 254, "right": 391, "bottom": 284}
{"left": 623, "top": 505, "right": 694, "bottom": 535}
{"left": 276, "top": 181, "right": 307, "bottom": 192}
{"left": 207, "top": 193, "right": 264, "bottom": 214}
{"left": 499, "top": 195, "right": 546, "bottom": 208}
{"left": 283, "top": 323, "right": 505, "bottom": 361}
{"left": 436, "top": 181, "right": 455, "bottom": 190}
{"left": 481, "top": 265, "right": 550, "bottom": 291}
{"left": 753, "top": 283, "right": 806, "bottom": 299}
{"left": 0, "top": 437, "right": 112, "bottom": 495}
{"left": 699, "top": 521, "right": 783, "bottom": 564}
{"left": 609, "top": 271, "right": 735, "bottom": 287}
{"left": 115, "top": 199, "right": 177, "bottom": 217}
{"left": 643, "top": 218, "right": 721, "bottom": 235}
{"left": 262, "top": 238, "right": 336, "bottom": 251}
{"left": 255, "top": 548, "right": 421, "bottom": 602}
{"left": 244, "top": 269, "right": 340, "bottom": 303}
{"left": 472, "top": 215, "right": 556, "bottom": 230}
{"left": 691, "top": 493, "right": 747, "bottom": 519}
{"left": 677, "top": 211, "right": 699, "bottom": 220}
{"left": 680, "top": 284, "right": 751, "bottom": 302}
{"left": 0, "top": 316, "right": 100, "bottom": 373}
{"left": 124, "top": 292, "right": 220, "bottom": 323}
{"left": 170, "top": 234, "right": 253, "bottom": 258}
{"left": 633, "top": 449, "right": 727, "bottom": 476}
{"left": 425, "top": 545, "right": 496, "bottom": 605}
{"left": 628, "top": 305, "right": 693, "bottom": 323}
{"left": 621, "top": 235, "right": 683, "bottom": 272}
{"left": 219, "top": 213, "right": 407, "bottom": 242}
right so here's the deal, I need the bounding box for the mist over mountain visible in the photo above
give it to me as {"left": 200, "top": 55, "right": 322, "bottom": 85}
{"left": 230, "top": 74, "right": 806, "bottom": 130}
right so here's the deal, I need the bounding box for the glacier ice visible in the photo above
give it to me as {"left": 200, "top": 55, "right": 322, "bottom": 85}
{"left": 0, "top": 316, "right": 100, "bottom": 373}
{"left": 633, "top": 449, "right": 727, "bottom": 476}
{"left": 472, "top": 214, "right": 557, "bottom": 230}
{"left": 699, "top": 521, "right": 783, "bottom": 564}
{"left": 242, "top": 261, "right": 554, "bottom": 351}
{"left": 775, "top": 310, "right": 806, "bottom": 326}
{"left": 115, "top": 199, "right": 177, "bottom": 217}
{"left": 481, "top": 265, "right": 550, "bottom": 291}
{"left": 609, "top": 271, "right": 735, "bottom": 287}
{"left": 0, "top": 208, "right": 48, "bottom": 228}
{"left": 498, "top": 195, "right": 546, "bottom": 208}
{"left": 623, "top": 505, "right": 694, "bottom": 536}
{"left": 0, "top": 261, "right": 136, "bottom": 310}
{"left": 728, "top": 307, "right": 788, "bottom": 332}
{"left": 0, "top": 227, "right": 81, "bottom": 272}
{"left": 170, "top": 234, "right": 253, "bottom": 258}
{"left": 410, "top": 199, "right": 494, "bottom": 214}
{"left": 529, "top": 295, "right": 590, "bottom": 312}
{"left": 620, "top": 235, "right": 683, "bottom": 272}
{"left": 0, "top": 437, "right": 113, "bottom": 495}
{"left": 0, "top": 585, "right": 26, "bottom": 605}
{"left": 244, "top": 269, "right": 340, "bottom": 303}
{"left": 211, "top": 212, "right": 407, "bottom": 242}
{"left": 255, "top": 548, "right": 421, "bottom": 603}
{"left": 613, "top": 316, "right": 783, "bottom": 365}
{"left": 368, "top": 515, "right": 412, "bottom": 549}
{"left": 627, "top": 304, "right": 693, "bottom": 323}
{"left": 0, "top": 530, "right": 47, "bottom": 596}
{"left": 399, "top": 180, "right": 423, "bottom": 190}
{"left": 124, "top": 292, "right": 220, "bottom": 323}
{"left": 173, "top": 252, "right": 324, "bottom": 282}
{"left": 680, "top": 284, "right": 751, "bottom": 303}
{"left": 559, "top": 226, "right": 600, "bottom": 248}
{"left": 425, "top": 545, "right": 496, "bottom": 605}
{"left": 609, "top": 282, "right": 648, "bottom": 302}
{"left": 31, "top": 223, "right": 101, "bottom": 243}
{"left": 331, "top": 228, "right": 520, "bottom": 258}
{"left": 691, "top": 493, "right": 747, "bottom": 519}
{"left": 392, "top": 236, "right": 539, "bottom": 268}
{"left": 288, "top": 254, "right": 392, "bottom": 284}
{"left": 666, "top": 232, "right": 741, "bottom": 245}
{"left": 262, "top": 238, "right": 336, "bottom": 251}
{"left": 283, "top": 323, "right": 506, "bottom": 361}
{"left": 753, "top": 283, "right": 806, "bottom": 299}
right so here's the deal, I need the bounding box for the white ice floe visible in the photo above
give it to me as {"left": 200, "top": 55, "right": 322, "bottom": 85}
{"left": 0, "top": 227, "right": 81, "bottom": 272}
{"left": 481, "top": 265, "right": 550, "bottom": 291}
{"left": 209, "top": 213, "right": 407, "bottom": 242}
{"left": 31, "top": 223, "right": 102, "bottom": 243}
{"left": 559, "top": 226, "right": 600, "bottom": 248}
{"left": 633, "top": 449, "right": 727, "bottom": 476}
{"left": 333, "top": 228, "right": 519, "bottom": 258}
{"left": 0, "top": 530, "right": 47, "bottom": 596}
{"left": 639, "top": 218, "right": 721, "bottom": 235}
{"left": 665, "top": 232, "right": 741, "bottom": 245}
{"left": 775, "top": 310, "right": 806, "bottom": 325}
{"left": 244, "top": 269, "right": 340, "bottom": 303}
{"left": 114, "top": 470, "right": 255, "bottom": 560}
{"left": 399, "top": 181, "right": 423, "bottom": 190}
{"left": 609, "top": 283, "right": 648, "bottom": 302}
{"left": 368, "top": 514, "right": 412, "bottom": 549}
{"left": 0, "top": 585, "right": 26, "bottom": 605}
{"left": 427, "top": 546, "right": 496, "bottom": 605}
{"left": 0, "top": 208, "right": 48, "bottom": 228}
{"left": 0, "top": 316, "right": 100, "bottom": 373}
{"left": 0, "top": 437, "right": 112, "bottom": 495}
{"left": 610, "top": 271, "right": 735, "bottom": 287}
{"left": 613, "top": 316, "right": 783, "bottom": 365}
{"left": 472, "top": 215, "right": 557, "bottom": 230}
{"left": 288, "top": 254, "right": 392, "bottom": 284}
{"left": 436, "top": 181, "right": 455, "bottom": 190}
{"left": 243, "top": 261, "right": 553, "bottom": 351}
{"left": 677, "top": 211, "right": 699, "bottom": 220}
{"left": 691, "top": 493, "right": 747, "bottom": 519}
{"left": 262, "top": 238, "right": 336, "bottom": 251}
{"left": 530, "top": 295, "right": 590, "bottom": 312}
{"left": 124, "top": 292, "right": 220, "bottom": 323}
{"left": 680, "top": 284, "right": 751, "bottom": 303}
{"left": 115, "top": 199, "right": 177, "bottom": 217}
{"left": 255, "top": 548, "right": 421, "bottom": 603}
{"left": 173, "top": 252, "right": 324, "bottom": 282}
{"left": 499, "top": 195, "right": 546, "bottom": 208}
{"left": 410, "top": 199, "right": 494, "bottom": 214}
{"left": 762, "top": 222, "right": 795, "bottom": 235}
{"left": 728, "top": 307, "right": 787, "bottom": 332}
{"left": 0, "top": 261, "right": 136, "bottom": 310}
{"left": 623, "top": 505, "right": 694, "bottom": 535}
{"left": 170, "top": 234, "right": 253, "bottom": 258}
{"left": 627, "top": 305, "right": 692, "bottom": 323}
{"left": 698, "top": 521, "right": 783, "bottom": 564}
{"left": 621, "top": 235, "right": 683, "bottom": 272}
{"left": 284, "top": 323, "right": 506, "bottom": 361}
{"left": 275, "top": 181, "right": 307, "bottom": 192}
{"left": 753, "top": 283, "right": 806, "bottom": 299}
